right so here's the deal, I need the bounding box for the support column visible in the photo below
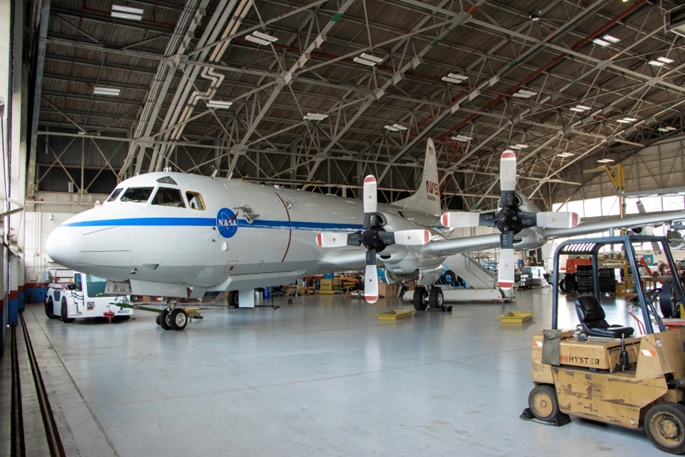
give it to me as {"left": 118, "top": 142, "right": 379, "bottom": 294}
{"left": 9, "top": 255, "right": 18, "bottom": 325}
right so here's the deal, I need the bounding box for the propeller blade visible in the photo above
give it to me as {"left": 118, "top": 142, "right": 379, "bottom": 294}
{"left": 441, "top": 211, "right": 497, "bottom": 228}
{"left": 316, "top": 232, "right": 361, "bottom": 248}
{"left": 535, "top": 212, "right": 580, "bottom": 229}
{"left": 393, "top": 229, "right": 431, "bottom": 246}
{"left": 500, "top": 151, "right": 517, "bottom": 192}
{"left": 498, "top": 248, "right": 515, "bottom": 290}
{"left": 365, "top": 249, "right": 378, "bottom": 303}
{"left": 363, "top": 175, "right": 377, "bottom": 214}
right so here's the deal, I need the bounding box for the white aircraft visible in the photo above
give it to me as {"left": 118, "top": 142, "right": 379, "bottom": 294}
{"left": 46, "top": 139, "right": 684, "bottom": 330}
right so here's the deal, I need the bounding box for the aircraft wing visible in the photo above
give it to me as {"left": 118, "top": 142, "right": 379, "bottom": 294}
{"left": 422, "top": 233, "right": 502, "bottom": 257}
{"left": 543, "top": 210, "right": 685, "bottom": 238}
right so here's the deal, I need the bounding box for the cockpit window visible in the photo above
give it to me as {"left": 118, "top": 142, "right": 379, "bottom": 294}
{"left": 152, "top": 187, "right": 186, "bottom": 208}
{"left": 186, "top": 191, "right": 205, "bottom": 211}
{"left": 106, "top": 188, "right": 123, "bottom": 202}
{"left": 156, "top": 176, "right": 177, "bottom": 185}
{"left": 120, "top": 187, "right": 154, "bottom": 203}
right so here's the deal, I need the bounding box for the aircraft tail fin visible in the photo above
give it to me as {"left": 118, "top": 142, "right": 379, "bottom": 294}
{"left": 390, "top": 138, "right": 441, "bottom": 217}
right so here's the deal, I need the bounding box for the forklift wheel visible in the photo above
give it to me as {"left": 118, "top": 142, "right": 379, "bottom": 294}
{"left": 645, "top": 403, "right": 685, "bottom": 454}
{"left": 528, "top": 385, "right": 561, "bottom": 422}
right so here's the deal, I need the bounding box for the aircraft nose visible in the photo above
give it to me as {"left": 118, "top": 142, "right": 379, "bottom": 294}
{"left": 46, "top": 226, "right": 77, "bottom": 268}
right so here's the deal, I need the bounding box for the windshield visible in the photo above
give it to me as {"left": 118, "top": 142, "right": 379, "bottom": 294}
{"left": 120, "top": 187, "right": 154, "bottom": 203}
{"left": 106, "top": 188, "right": 123, "bottom": 202}
{"left": 152, "top": 187, "right": 186, "bottom": 208}
{"left": 86, "top": 275, "right": 116, "bottom": 297}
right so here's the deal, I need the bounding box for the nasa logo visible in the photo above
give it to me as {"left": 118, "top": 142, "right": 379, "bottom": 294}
{"left": 217, "top": 208, "right": 239, "bottom": 239}
{"left": 425, "top": 181, "right": 439, "bottom": 196}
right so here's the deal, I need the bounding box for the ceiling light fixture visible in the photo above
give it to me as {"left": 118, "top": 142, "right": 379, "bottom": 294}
{"left": 207, "top": 100, "right": 233, "bottom": 109}
{"left": 658, "top": 128, "right": 670, "bottom": 132}
{"left": 245, "top": 35, "right": 270, "bottom": 46}
{"left": 616, "top": 119, "right": 631, "bottom": 123}
{"left": 649, "top": 60, "right": 666, "bottom": 66}
{"left": 111, "top": 5, "right": 144, "bottom": 20}
{"left": 658, "top": 56, "right": 674, "bottom": 64}
{"left": 442, "top": 73, "right": 468, "bottom": 84}
{"left": 529, "top": 10, "right": 541, "bottom": 21}
{"left": 576, "top": 105, "right": 591, "bottom": 110}
{"left": 597, "top": 158, "right": 615, "bottom": 163}
{"left": 354, "top": 53, "right": 382, "bottom": 67}
{"left": 451, "top": 135, "right": 473, "bottom": 142}
{"left": 392, "top": 124, "right": 407, "bottom": 130}
{"left": 513, "top": 89, "right": 538, "bottom": 98}
{"left": 602, "top": 35, "right": 620, "bottom": 43}
{"left": 514, "top": 143, "right": 529, "bottom": 149}
{"left": 384, "top": 125, "right": 399, "bottom": 132}
{"left": 252, "top": 31, "right": 278, "bottom": 42}
{"left": 93, "top": 87, "right": 121, "bottom": 96}
{"left": 666, "top": 126, "right": 677, "bottom": 131}
{"left": 623, "top": 117, "right": 638, "bottom": 122}
{"left": 569, "top": 107, "right": 585, "bottom": 112}
{"left": 304, "top": 113, "right": 328, "bottom": 121}
{"left": 353, "top": 57, "right": 376, "bottom": 66}
{"left": 592, "top": 38, "right": 610, "bottom": 47}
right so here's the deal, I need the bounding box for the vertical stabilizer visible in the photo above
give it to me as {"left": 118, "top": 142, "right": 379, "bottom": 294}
{"left": 391, "top": 138, "right": 441, "bottom": 216}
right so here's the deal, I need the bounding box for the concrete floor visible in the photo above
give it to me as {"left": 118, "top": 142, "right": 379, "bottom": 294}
{"left": 13, "top": 288, "right": 659, "bottom": 456}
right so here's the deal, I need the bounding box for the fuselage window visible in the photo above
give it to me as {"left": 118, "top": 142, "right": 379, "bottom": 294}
{"left": 186, "top": 191, "right": 205, "bottom": 211}
{"left": 120, "top": 187, "right": 154, "bottom": 203}
{"left": 106, "top": 188, "right": 123, "bottom": 202}
{"left": 152, "top": 187, "right": 186, "bottom": 208}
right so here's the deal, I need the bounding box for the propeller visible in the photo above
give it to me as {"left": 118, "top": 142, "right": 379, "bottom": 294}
{"left": 441, "top": 151, "right": 580, "bottom": 290}
{"left": 316, "top": 175, "right": 430, "bottom": 303}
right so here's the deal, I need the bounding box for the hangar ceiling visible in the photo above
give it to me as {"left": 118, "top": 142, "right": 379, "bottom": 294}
{"left": 29, "top": 0, "right": 685, "bottom": 211}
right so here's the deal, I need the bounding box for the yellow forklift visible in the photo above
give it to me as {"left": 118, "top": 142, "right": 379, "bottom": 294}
{"left": 522, "top": 235, "right": 685, "bottom": 454}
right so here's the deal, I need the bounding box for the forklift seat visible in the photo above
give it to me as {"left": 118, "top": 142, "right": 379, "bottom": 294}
{"left": 575, "top": 295, "right": 634, "bottom": 338}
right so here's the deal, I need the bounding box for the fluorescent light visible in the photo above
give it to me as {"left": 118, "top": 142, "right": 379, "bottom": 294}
{"left": 515, "top": 143, "right": 528, "bottom": 149}
{"left": 451, "top": 135, "right": 472, "bottom": 142}
{"left": 623, "top": 117, "right": 638, "bottom": 122}
{"left": 649, "top": 60, "right": 666, "bottom": 66}
{"left": 111, "top": 5, "right": 143, "bottom": 20}
{"left": 112, "top": 5, "right": 144, "bottom": 14}
{"left": 252, "top": 31, "right": 278, "bottom": 43}
{"left": 207, "top": 100, "right": 233, "bottom": 109}
{"left": 78, "top": 131, "right": 86, "bottom": 135}
{"left": 576, "top": 105, "right": 591, "bottom": 110}
{"left": 93, "top": 87, "right": 120, "bottom": 96}
{"left": 392, "top": 124, "right": 407, "bottom": 130}
{"left": 513, "top": 89, "right": 537, "bottom": 98}
{"left": 658, "top": 56, "right": 674, "bottom": 64}
{"left": 447, "top": 73, "right": 467, "bottom": 80}
{"left": 304, "top": 113, "right": 328, "bottom": 121}
{"left": 510, "top": 145, "right": 523, "bottom": 150}
{"left": 658, "top": 128, "right": 670, "bottom": 132}
{"left": 384, "top": 125, "right": 399, "bottom": 132}
{"left": 245, "top": 35, "right": 270, "bottom": 46}
{"left": 353, "top": 57, "right": 376, "bottom": 66}
{"left": 569, "top": 107, "right": 585, "bottom": 112}
{"left": 557, "top": 153, "right": 573, "bottom": 157}
{"left": 666, "top": 126, "right": 677, "bottom": 131}
{"left": 442, "top": 76, "right": 465, "bottom": 84}
{"left": 602, "top": 35, "right": 620, "bottom": 43}
{"left": 597, "top": 158, "right": 615, "bottom": 163}
{"left": 592, "top": 38, "right": 610, "bottom": 47}
{"left": 616, "top": 119, "right": 631, "bottom": 123}
{"left": 360, "top": 53, "right": 383, "bottom": 63}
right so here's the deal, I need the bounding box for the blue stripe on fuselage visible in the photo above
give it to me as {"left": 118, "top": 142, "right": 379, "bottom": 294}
{"left": 62, "top": 217, "right": 363, "bottom": 232}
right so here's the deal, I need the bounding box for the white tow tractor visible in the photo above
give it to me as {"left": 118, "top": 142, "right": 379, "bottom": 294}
{"left": 45, "top": 272, "right": 133, "bottom": 323}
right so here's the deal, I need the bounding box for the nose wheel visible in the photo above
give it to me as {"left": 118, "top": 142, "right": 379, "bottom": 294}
{"left": 157, "top": 300, "right": 189, "bottom": 331}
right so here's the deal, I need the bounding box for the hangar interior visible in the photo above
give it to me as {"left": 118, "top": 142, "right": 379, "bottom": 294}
{"left": 1, "top": 0, "right": 685, "bottom": 455}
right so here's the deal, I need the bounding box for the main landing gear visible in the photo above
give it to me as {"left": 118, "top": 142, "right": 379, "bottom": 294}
{"left": 156, "top": 299, "right": 188, "bottom": 331}
{"left": 413, "top": 286, "right": 449, "bottom": 311}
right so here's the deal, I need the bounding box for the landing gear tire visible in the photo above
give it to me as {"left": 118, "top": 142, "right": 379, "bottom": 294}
{"left": 413, "top": 287, "right": 428, "bottom": 311}
{"left": 428, "top": 287, "right": 444, "bottom": 309}
{"left": 228, "top": 291, "right": 239, "bottom": 307}
{"left": 45, "top": 297, "right": 56, "bottom": 319}
{"left": 528, "top": 385, "right": 561, "bottom": 422}
{"left": 167, "top": 308, "right": 188, "bottom": 331}
{"left": 159, "top": 309, "right": 172, "bottom": 330}
{"left": 61, "top": 298, "right": 74, "bottom": 323}
{"left": 645, "top": 403, "right": 685, "bottom": 454}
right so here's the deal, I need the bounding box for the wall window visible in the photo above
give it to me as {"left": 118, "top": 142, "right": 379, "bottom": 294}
{"left": 152, "top": 187, "right": 186, "bottom": 208}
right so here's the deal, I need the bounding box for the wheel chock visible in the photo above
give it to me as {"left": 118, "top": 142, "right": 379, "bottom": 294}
{"left": 520, "top": 408, "right": 571, "bottom": 427}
